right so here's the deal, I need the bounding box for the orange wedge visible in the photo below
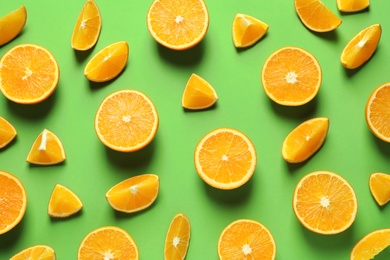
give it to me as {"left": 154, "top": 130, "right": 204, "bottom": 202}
{"left": 0, "top": 44, "right": 59, "bottom": 104}
{"left": 26, "top": 129, "right": 66, "bottom": 165}
{"left": 71, "top": 0, "right": 101, "bottom": 51}
{"left": 10, "top": 245, "right": 55, "bottom": 260}
{"left": 95, "top": 89, "right": 159, "bottom": 152}
{"left": 164, "top": 213, "right": 191, "bottom": 260}
{"left": 194, "top": 128, "right": 257, "bottom": 190}
{"left": 369, "top": 172, "right": 390, "bottom": 206}
{"left": 293, "top": 171, "right": 357, "bottom": 234}
{"left": 295, "top": 0, "right": 342, "bottom": 32}
{"left": 0, "top": 170, "right": 27, "bottom": 235}
{"left": 261, "top": 47, "right": 321, "bottom": 106}
{"left": 0, "top": 116, "right": 17, "bottom": 149}
{"left": 78, "top": 226, "right": 139, "bottom": 260}
{"left": 0, "top": 6, "right": 27, "bottom": 46}
{"left": 218, "top": 219, "right": 276, "bottom": 259}
{"left": 340, "top": 24, "right": 381, "bottom": 69}
{"left": 232, "top": 13, "right": 269, "bottom": 48}
{"left": 351, "top": 229, "right": 390, "bottom": 260}
{"left": 182, "top": 73, "right": 218, "bottom": 110}
{"left": 106, "top": 174, "right": 159, "bottom": 213}
{"left": 337, "top": 0, "right": 370, "bottom": 12}
{"left": 48, "top": 184, "right": 83, "bottom": 218}
{"left": 282, "top": 117, "right": 329, "bottom": 163}
{"left": 147, "top": 0, "right": 209, "bottom": 50}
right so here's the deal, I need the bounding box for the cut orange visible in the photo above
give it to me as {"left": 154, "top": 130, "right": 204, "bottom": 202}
{"left": 340, "top": 24, "right": 381, "bottom": 69}
{"left": 293, "top": 171, "right": 357, "bottom": 234}
{"left": 0, "top": 116, "right": 17, "bottom": 149}
{"left": 261, "top": 47, "right": 321, "bottom": 106}
{"left": 10, "top": 245, "right": 55, "bottom": 260}
{"left": 337, "top": 0, "right": 370, "bottom": 12}
{"left": 282, "top": 117, "right": 329, "bottom": 163}
{"left": 351, "top": 229, "right": 390, "bottom": 259}
{"left": 182, "top": 73, "right": 218, "bottom": 110}
{"left": 147, "top": 0, "right": 209, "bottom": 50}
{"left": 232, "top": 13, "right": 269, "bottom": 48}
{"left": 0, "top": 44, "right": 59, "bottom": 104}
{"left": 71, "top": 0, "right": 101, "bottom": 51}
{"left": 26, "top": 129, "right": 66, "bottom": 165}
{"left": 95, "top": 89, "right": 159, "bottom": 152}
{"left": 164, "top": 213, "right": 191, "bottom": 260}
{"left": 218, "top": 219, "right": 276, "bottom": 259}
{"left": 295, "top": 0, "right": 342, "bottom": 32}
{"left": 0, "top": 5, "right": 27, "bottom": 46}
{"left": 369, "top": 172, "right": 390, "bottom": 206}
{"left": 194, "top": 128, "right": 256, "bottom": 190}
{"left": 78, "top": 226, "right": 139, "bottom": 260}
{"left": 48, "top": 184, "right": 83, "bottom": 218}
{"left": 106, "top": 174, "right": 159, "bottom": 213}
{"left": 0, "top": 170, "right": 27, "bottom": 235}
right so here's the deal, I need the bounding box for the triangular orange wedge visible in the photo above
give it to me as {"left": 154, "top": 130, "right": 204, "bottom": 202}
{"left": 164, "top": 213, "right": 191, "bottom": 260}
{"left": 351, "top": 229, "right": 390, "bottom": 260}
{"left": 232, "top": 13, "right": 269, "bottom": 48}
{"left": 337, "top": 0, "right": 370, "bottom": 13}
{"left": 48, "top": 184, "right": 83, "bottom": 218}
{"left": 369, "top": 172, "right": 390, "bottom": 206}
{"left": 182, "top": 73, "right": 218, "bottom": 110}
{"left": 10, "top": 245, "right": 55, "bottom": 260}
{"left": 0, "top": 116, "right": 17, "bottom": 149}
{"left": 0, "top": 5, "right": 27, "bottom": 46}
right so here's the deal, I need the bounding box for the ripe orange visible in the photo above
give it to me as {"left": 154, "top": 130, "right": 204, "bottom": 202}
{"left": 147, "top": 0, "right": 209, "bottom": 50}
{"left": 10, "top": 245, "right": 55, "bottom": 260}
{"left": 71, "top": 0, "right": 101, "bottom": 51}
{"left": 293, "top": 171, "right": 357, "bottom": 234}
{"left": 164, "top": 213, "right": 191, "bottom": 260}
{"left": 351, "top": 229, "right": 390, "bottom": 260}
{"left": 218, "top": 219, "right": 276, "bottom": 259}
{"left": 194, "top": 128, "right": 257, "bottom": 190}
{"left": 95, "top": 89, "right": 159, "bottom": 152}
{"left": 261, "top": 47, "right": 321, "bottom": 106}
{"left": 0, "top": 116, "right": 17, "bottom": 149}
{"left": 48, "top": 184, "right": 83, "bottom": 218}
{"left": 0, "top": 170, "right": 27, "bottom": 235}
{"left": 106, "top": 174, "right": 159, "bottom": 213}
{"left": 232, "top": 13, "right": 269, "bottom": 48}
{"left": 182, "top": 73, "right": 218, "bottom": 110}
{"left": 0, "top": 5, "right": 27, "bottom": 46}
{"left": 337, "top": 0, "right": 370, "bottom": 12}
{"left": 0, "top": 44, "right": 59, "bottom": 104}
{"left": 369, "top": 172, "right": 390, "bottom": 206}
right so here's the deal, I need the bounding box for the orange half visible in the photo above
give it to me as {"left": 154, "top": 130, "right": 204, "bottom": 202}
{"left": 0, "top": 5, "right": 27, "bottom": 46}
{"left": 182, "top": 73, "right": 218, "bottom": 110}
{"left": 164, "top": 213, "right": 191, "bottom": 260}
{"left": 48, "top": 184, "right": 83, "bottom": 218}
{"left": 232, "top": 13, "right": 269, "bottom": 48}
{"left": 337, "top": 0, "right": 370, "bottom": 12}
{"left": 351, "top": 229, "right": 390, "bottom": 260}
{"left": 10, "top": 245, "right": 55, "bottom": 260}
{"left": 0, "top": 116, "right": 17, "bottom": 149}
{"left": 369, "top": 172, "right": 390, "bottom": 206}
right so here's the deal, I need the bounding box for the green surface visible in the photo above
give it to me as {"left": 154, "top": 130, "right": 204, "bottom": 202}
{"left": 1, "top": 0, "right": 390, "bottom": 259}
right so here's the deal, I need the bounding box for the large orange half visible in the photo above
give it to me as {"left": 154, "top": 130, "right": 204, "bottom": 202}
{"left": 0, "top": 5, "right": 27, "bottom": 46}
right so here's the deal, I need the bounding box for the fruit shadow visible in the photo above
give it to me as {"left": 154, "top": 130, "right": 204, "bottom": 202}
{"left": 0, "top": 215, "right": 25, "bottom": 251}
{"left": 156, "top": 40, "right": 205, "bottom": 67}
{"left": 0, "top": 137, "right": 17, "bottom": 153}
{"left": 73, "top": 47, "right": 95, "bottom": 63}
{"left": 371, "top": 133, "right": 390, "bottom": 157}
{"left": 268, "top": 96, "right": 318, "bottom": 119}
{"left": 182, "top": 102, "right": 218, "bottom": 112}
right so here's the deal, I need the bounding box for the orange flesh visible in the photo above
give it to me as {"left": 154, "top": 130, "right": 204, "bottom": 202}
{"left": 182, "top": 73, "right": 217, "bottom": 109}
{"left": 0, "top": 6, "right": 27, "bottom": 46}
{"left": 337, "top": 0, "right": 370, "bottom": 12}
{"left": 351, "top": 229, "right": 390, "bottom": 260}
{"left": 0, "top": 116, "right": 17, "bottom": 148}
{"left": 232, "top": 13, "right": 268, "bottom": 48}
{"left": 10, "top": 245, "right": 55, "bottom": 260}
{"left": 48, "top": 184, "right": 83, "bottom": 217}
{"left": 369, "top": 173, "right": 390, "bottom": 206}
{"left": 164, "top": 213, "right": 191, "bottom": 260}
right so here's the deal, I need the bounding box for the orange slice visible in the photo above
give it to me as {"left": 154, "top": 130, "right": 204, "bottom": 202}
{"left": 337, "top": 0, "right": 370, "bottom": 12}
{"left": 106, "top": 174, "right": 159, "bottom": 213}
{"left": 218, "top": 219, "right": 276, "bottom": 259}
{"left": 78, "top": 226, "right": 139, "bottom": 260}
{"left": 0, "top": 5, "right": 27, "bottom": 46}
{"left": 293, "top": 171, "right": 357, "bottom": 234}
{"left": 10, "top": 245, "right": 55, "bottom": 260}
{"left": 71, "top": 0, "right": 101, "bottom": 51}
{"left": 48, "top": 184, "right": 83, "bottom": 218}
{"left": 232, "top": 13, "right": 269, "bottom": 48}
{"left": 261, "top": 47, "right": 321, "bottom": 106}
{"left": 26, "top": 129, "right": 66, "bottom": 165}
{"left": 194, "top": 128, "right": 257, "bottom": 190}
{"left": 282, "top": 117, "right": 329, "bottom": 163}
{"left": 351, "top": 229, "right": 390, "bottom": 260}
{"left": 340, "top": 24, "right": 381, "bottom": 69}
{"left": 95, "top": 89, "right": 159, "bottom": 152}
{"left": 0, "top": 116, "right": 17, "bottom": 149}
{"left": 0, "top": 170, "right": 27, "bottom": 235}
{"left": 369, "top": 172, "right": 390, "bottom": 206}
{"left": 182, "top": 73, "right": 218, "bottom": 110}
{"left": 295, "top": 0, "right": 342, "bottom": 32}
{"left": 147, "top": 0, "right": 209, "bottom": 50}
{"left": 164, "top": 213, "right": 191, "bottom": 260}
{"left": 0, "top": 44, "right": 59, "bottom": 104}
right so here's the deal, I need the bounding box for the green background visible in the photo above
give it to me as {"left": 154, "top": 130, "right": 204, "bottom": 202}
{"left": 1, "top": 0, "right": 390, "bottom": 259}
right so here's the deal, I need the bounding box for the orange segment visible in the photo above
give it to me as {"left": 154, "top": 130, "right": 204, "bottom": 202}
{"left": 232, "top": 13, "right": 269, "bottom": 48}
{"left": 106, "top": 174, "right": 159, "bottom": 213}
{"left": 218, "top": 219, "right": 276, "bottom": 259}
{"left": 10, "top": 245, "right": 55, "bottom": 260}
{"left": 194, "top": 128, "right": 257, "bottom": 190}
{"left": 95, "top": 89, "right": 159, "bottom": 152}
{"left": 369, "top": 172, "right": 390, "bottom": 206}
{"left": 182, "top": 73, "right": 218, "bottom": 110}
{"left": 164, "top": 213, "right": 191, "bottom": 260}
{"left": 48, "top": 184, "right": 83, "bottom": 218}
{"left": 0, "top": 116, "right": 17, "bottom": 149}
{"left": 282, "top": 117, "right": 329, "bottom": 163}
{"left": 293, "top": 171, "right": 357, "bottom": 234}
{"left": 71, "top": 0, "right": 101, "bottom": 51}
{"left": 261, "top": 47, "right": 322, "bottom": 106}
{"left": 351, "top": 229, "right": 390, "bottom": 260}
{"left": 337, "top": 0, "right": 370, "bottom": 12}
{"left": 0, "top": 5, "right": 27, "bottom": 46}
{"left": 0, "top": 170, "right": 27, "bottom": 235}
{"left": 78, "top": 226, "right": 139, "bottom": 260}
{"left": 147, "top": 0, "right": 209, "bottom": 50}
{"left": 340, "top": 24, "right": 381, "bottom": 69}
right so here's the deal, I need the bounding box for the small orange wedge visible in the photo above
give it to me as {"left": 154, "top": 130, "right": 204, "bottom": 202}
{"left": 48, "top": 184, "right": 83, "bottom": 218}
{"left": 337, "top": 0, "right": 370, "bottom": 12}
{"left": 0, "top": 5, "right": 27, "bottom": 46}
{"left": 164, "top": 213, "right": 191, "bottom": 260}
{"left": 0, "top": 116, "right": 17, "bottom": 149}
{"left": 10, "top": 245, "right": 55, "bottom": 260}
{"left": 232, "top": 13, "right": 269, "bottom": 48}
{"left": 369, "top": 172, "right": 390, "bottom": 206}
{"left": 351, "top": 229, "right": 390, "bottom": 260}
{"left": 182, "top": 73, "right": 218, "bottom": 110}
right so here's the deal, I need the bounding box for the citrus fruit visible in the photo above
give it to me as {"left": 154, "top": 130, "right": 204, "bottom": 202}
{"left": 147, "top": 0, "right": 209, "bottom": 50}
{"left": 78, "top": 226, "right": 139, "bottom": 260}
{"left": 0, "top": 170, "right": 27, "bottom": 235}
{"left": 182, "top": 73, "right": 218, "bottom": 110}
{"left": 26, "top": 129, "right": 66, "bottom": 165}
{"left": 369, "top": 172, "right": 390, "bottom": 206}
{"left": 340, "top": 24, "right": 381, "bottom": 69}
{"left": 282, "top": 117, "right": 329, "bottom": 163}
{"left": 106, "top": 174, "right": 159, "bottom": 213}
{"left": 95, "top": 89, "right": 159, "bottom": 152}
{"left": 48, "top": 184, "right": 83, "bottom": 218}
{"left": 337, "top": 0, "right": 370, "bottom": 12}
{"left": 232, "top": 13, "right": 269, "bottom": 48}
{"left": 261, "top": 46, "right": 321, "bottom": 106}
{"left": 84, "top": 41, "right": 129, "bottom": 82}
{"left": 0, "top": 116, "right": 17, "bottom": 149}
{"left": 293, "top": 171, "right": 357, "bottom": 234}
{"left": 0, "top": 5, "right": 27, "bottom": 46}
{"left": 71, "top": 0, "right": 101, "bottom": 51}
{"left": 351, "top": 229, "right": 390, "bottom": 260}
{"left": 218, "top": 219, "right": 276, "bottom": 260}
{"left": 10, "top": 245, "right": 55, "bottom": 260}
{"left": 164, "top": 213, "right": 191, "bottom": 260}
{"left": 194, "top": 128, "right": 256, "bottom": 190}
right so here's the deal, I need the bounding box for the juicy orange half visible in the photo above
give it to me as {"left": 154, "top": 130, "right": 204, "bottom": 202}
{"left": 337, "top": 0, "right": 370, "bottom": 13}
{"left": 0, "top": 116, "right": 17, "bottom": 149}
{"left": 369, "top": 172, "right": 390, "bottom": 206}
{"left": 0, "top": 5, "right": 27, "bottom": 46}
{"left": 10, "top": 245, "right": 55, "bottom": 260}
{"left": 164, "top": 213, "right": 191, "bottom": 260}
{"left": 232, "top": 13, "right": 269, "bottom": 48}
{"left": 351, "top": 229, "right": 390, "bottom": 260}
{"left": 48, "top": 184, "right": 83, "bottom": 218}
{"left": 182, "top": 73, "right": 218, "bottom": 110}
